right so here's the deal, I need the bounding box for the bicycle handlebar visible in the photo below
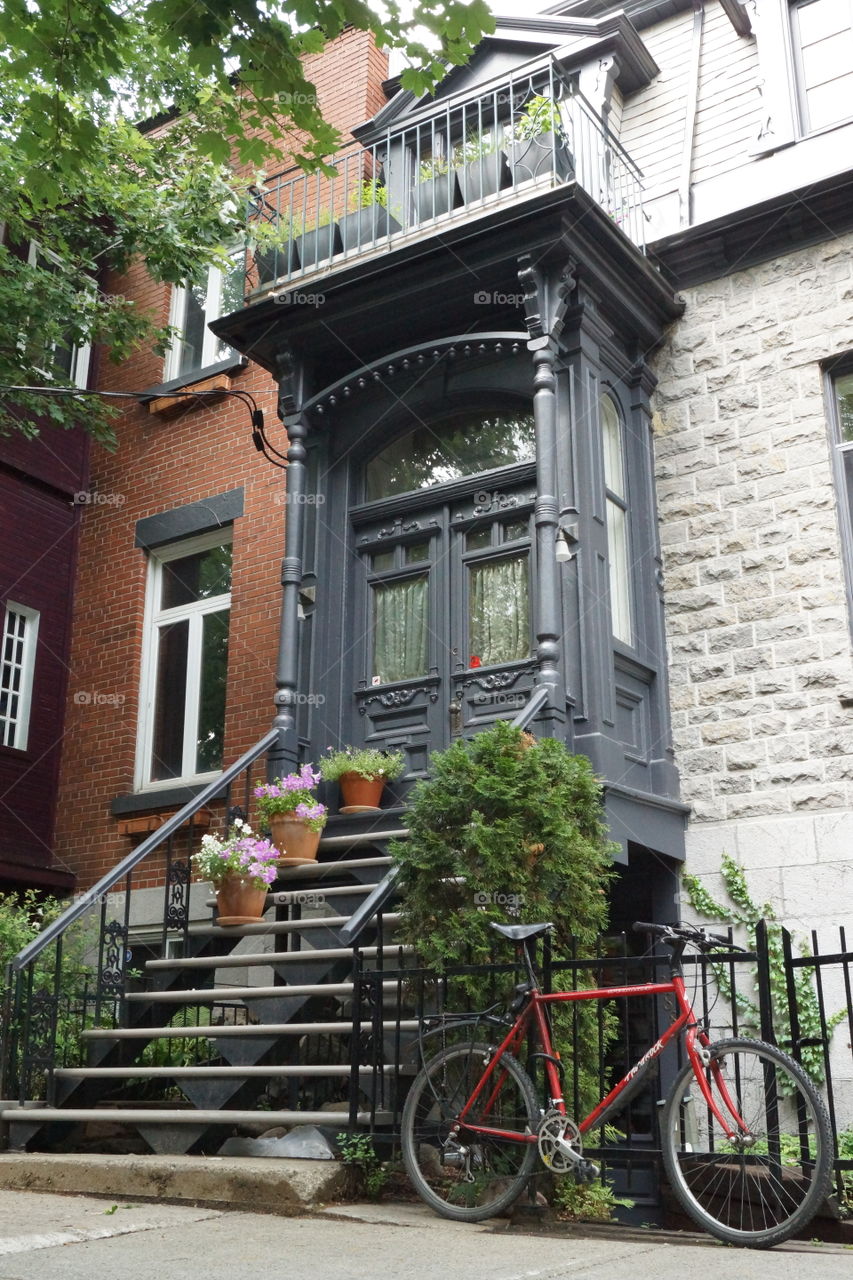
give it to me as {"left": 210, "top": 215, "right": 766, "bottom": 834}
{"left": 632, "top": 920, "right": 745, "bottom": 953}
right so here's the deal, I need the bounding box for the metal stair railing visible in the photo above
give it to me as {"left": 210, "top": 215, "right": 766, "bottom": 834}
{"left": 0, "top": 727, "right": 277, "bottom": 1104}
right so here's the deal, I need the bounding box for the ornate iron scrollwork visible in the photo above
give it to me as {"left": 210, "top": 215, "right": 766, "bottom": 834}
{"left": 98, "top": 919, "right": 128, "bottom": 997}
{"left": 166, "top": 858, "right": 190, "bottom": 931}
{"left": 24, "top": 986, "right": 59, "bottom": 1092}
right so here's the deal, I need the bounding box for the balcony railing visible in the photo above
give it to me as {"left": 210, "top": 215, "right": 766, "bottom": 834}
{"left": 246, "top": 57, "right": 645, "bottom": 293}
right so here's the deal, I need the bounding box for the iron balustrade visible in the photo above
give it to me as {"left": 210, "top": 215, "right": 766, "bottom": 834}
{"left": 246, "top": 56, "right": 646, "bottom": 293}
{"left": 0, "top": 729, "right": 276, "bottom": 1104}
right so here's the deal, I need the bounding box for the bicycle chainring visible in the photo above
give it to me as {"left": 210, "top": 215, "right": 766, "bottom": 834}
{"left": 537, "top": 1110, "right": 583, "bottom": 1174}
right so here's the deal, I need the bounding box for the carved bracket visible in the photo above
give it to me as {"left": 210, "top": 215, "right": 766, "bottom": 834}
{"left": 517, "top": 253, "right": 576, "bottom": 344}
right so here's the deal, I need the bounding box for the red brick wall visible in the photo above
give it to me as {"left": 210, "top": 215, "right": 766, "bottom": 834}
{"left": 54, "top": 29, "right": 388, "bottom": 888}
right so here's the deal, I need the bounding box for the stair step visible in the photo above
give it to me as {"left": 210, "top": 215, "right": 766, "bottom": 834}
{"left": 278, "top": 854, "right": 395, "bottom": 876}
{"left": 184, "top": 912, "right": 401, "bottom": 939}
{"left": 81, "top": 1019, "right": 419, "bottom": 1040}
{"left": 317, "top": 830, "right": 407, "bottom": 851}
{"left": 53, "top": 1065, "right": 395, "bottom": 1079}
{"left": 126, "top": 980, "right": 402, "bottom": 1002}
{"left": 0, "top": 1107, "right": 388, "bottom": 1127}
{"left": 145, "top": 941, "right": 409, "bottom": 972}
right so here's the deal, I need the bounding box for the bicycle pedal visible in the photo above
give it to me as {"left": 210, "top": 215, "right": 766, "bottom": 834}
{"left": 574, "top": 1159, "right": 600, "bottom": 1184}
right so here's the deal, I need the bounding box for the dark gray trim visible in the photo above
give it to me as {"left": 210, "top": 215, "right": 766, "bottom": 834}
{"left": 140, "top": 354, "right": 247, "bottom": 401}
{"left": 134, "top": 488, "right": 244, "bottom": 549}
{"left": 718, "top": 0, "right": 752, "bottom": 37}
{"left": 604, "top": 783, "right": 688, "bottom": 864}
{"left": 111, "top": 784, "right": 227, "bottom": 816}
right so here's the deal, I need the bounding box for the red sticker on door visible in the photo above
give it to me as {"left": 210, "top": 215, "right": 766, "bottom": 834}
{"left": 469, "top": 656, "right": 481, "bottom": 668}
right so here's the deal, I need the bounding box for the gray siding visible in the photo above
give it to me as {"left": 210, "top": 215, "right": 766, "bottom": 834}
{"left": 692, "top": 5, "right": 760, "bottom": 188}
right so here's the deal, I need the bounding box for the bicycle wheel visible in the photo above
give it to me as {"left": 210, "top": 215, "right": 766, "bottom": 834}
{"left": 661, "top": 1037, "right": 833, "bottom": 1248}
{"left": 401, "top": 1041, "right": 540, "bottom": 1222}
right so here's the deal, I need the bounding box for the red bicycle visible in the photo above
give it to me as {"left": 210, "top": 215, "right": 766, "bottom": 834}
{"left": 400, "top": 920, "right": 833, "bottom": 1248}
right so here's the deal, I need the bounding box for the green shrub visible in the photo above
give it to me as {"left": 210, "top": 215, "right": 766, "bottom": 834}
{"left": 391, "top": 721, "right": 617, "bottom": 1114}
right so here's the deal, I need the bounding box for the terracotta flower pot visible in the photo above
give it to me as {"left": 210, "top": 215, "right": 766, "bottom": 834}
{"left": 338, "top": 771, "right": 385, "bottom": 810}
{"left": 215, "top": 874, "right": 268, "bottom": 926}
{"left": 269, "top": 813, "right": 322, "bottom": 864}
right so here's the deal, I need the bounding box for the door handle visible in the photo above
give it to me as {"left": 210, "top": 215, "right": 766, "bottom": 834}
{"left": 449, "top": 698, "right": 462, "bottom": 736}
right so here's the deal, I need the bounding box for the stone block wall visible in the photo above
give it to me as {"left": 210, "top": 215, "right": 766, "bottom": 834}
{"left": 652, "top": 231, "right": 853, "bottom": 940}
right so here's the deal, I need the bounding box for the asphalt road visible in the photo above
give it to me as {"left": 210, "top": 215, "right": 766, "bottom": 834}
{"left": 0, "top": 1193, "right": 851, "bottom": 1280}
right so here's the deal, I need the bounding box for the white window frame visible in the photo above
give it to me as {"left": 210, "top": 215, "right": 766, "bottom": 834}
{"left": 600, "top": 392, "right": 633, "bottom": 648}
{"left": 163, "top": 252, "right": 241, "bottom": 382}
{"left": 135, "top": 529, "right": 232, "bottom": 791}
{"left": 27, "top": 241, "right": 92, "bottom": 388}
{"left": 827, "top": 366, "right": 853, "bottom": 634}
{"left": 0, "top": 602, "right": 40, "bottom": 751}
{"left": 789, "top": 0, "right": 853, "bottom": 135}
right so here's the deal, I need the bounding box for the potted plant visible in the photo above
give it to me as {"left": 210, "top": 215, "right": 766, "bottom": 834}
{"left": 247, "top": 207, "right": 300, "bottom": 287}
{"left": 454, "top": 132, "right": 510, "bottom": 203}
{"left": 292, "top": 208, "right": 343, "bottom": 270}
{"left": 508, "top": 95, "right": 572, "bottom": 183}
{"left": 319, "top": 746, "right": 405, "bottom": 811}
{"left": 339, "top": 179, "right": 402, "bottom": 251}
{"left": 414, "top": 156, "right": 461, "bottom": 220}
{"left": 192, "top": 818, "right": 280, "bottom": 925}
{"left": 254, "top": 765, "right": 328, "bottom": 863}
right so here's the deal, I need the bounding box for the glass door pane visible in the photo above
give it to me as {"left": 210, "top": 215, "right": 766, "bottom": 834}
{"left": 152, "top": 619, "right": 188, "bottom": 780}
{"left": 373, "top": 576, "right": 429, "bottom": 682}
{"left": 196, "top": 609, "right": 230, "bottom": 773}
{"left": 468, "top": 555, "right": 530, "bottom": 667}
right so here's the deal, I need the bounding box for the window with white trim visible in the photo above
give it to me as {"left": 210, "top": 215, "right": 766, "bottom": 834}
{"left": 600, "top": 393, "right": 633, "bottom": 646}
{"left": 0, "top": 602, "right": 40, "bottom": 750}
{"left": 136, "top": 531, "right": 232, "bottom": 787}
{"left": 829, "top": 370, "right": 853, "bottom": 620}
{"left": 790, "top": 0, "right": 853, "bottom": 133}
{"left": 27, "top": 242, "right": 91, "bottom": 388}
{"left": 164, "top": 251, "right": 244, "bottom": 381}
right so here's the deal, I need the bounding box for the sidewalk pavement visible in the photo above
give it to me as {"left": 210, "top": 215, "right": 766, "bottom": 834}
{"left": 0, "top": 1190, "right": 851, "bottom": 1280}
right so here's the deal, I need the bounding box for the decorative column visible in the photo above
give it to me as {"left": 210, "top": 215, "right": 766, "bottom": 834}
{"left": 269, "top": 350, "right": 306, "bottom": 779}
{"left": 517, "top": 253, "right": 575, "bottom": 721}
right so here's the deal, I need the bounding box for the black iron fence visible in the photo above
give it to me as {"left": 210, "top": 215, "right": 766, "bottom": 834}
{"left": 350, "top": 922, "right": 853, "bottom": 1208}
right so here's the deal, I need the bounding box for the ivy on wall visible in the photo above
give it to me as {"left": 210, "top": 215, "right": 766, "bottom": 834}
{"left": 682, "top": 853, "right": 842, "bottom": 1084}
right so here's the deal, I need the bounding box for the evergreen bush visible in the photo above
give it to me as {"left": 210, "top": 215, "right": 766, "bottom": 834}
{"left": 391, "top": 721, "right": 617, "bottom": 1112}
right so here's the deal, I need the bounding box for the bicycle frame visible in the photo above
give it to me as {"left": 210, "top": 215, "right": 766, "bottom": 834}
{"left": 456, "top": 969, "right": 751, "bottom": 1146}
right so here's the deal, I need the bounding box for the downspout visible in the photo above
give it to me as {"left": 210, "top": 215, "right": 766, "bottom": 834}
{"left": 271, "top": 357, "right": 308, "bottom": 780}
{"left": 678, "top": 0, "right": 705, "bottom": 228}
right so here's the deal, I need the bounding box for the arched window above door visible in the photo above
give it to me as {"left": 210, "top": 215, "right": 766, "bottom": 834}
{"left": 365, "top": 410, "right": 535, "bottom": 501}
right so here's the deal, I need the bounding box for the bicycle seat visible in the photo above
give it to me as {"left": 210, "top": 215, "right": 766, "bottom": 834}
{"left": 490, "top": 921, "right": 554, "bottom": 942}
